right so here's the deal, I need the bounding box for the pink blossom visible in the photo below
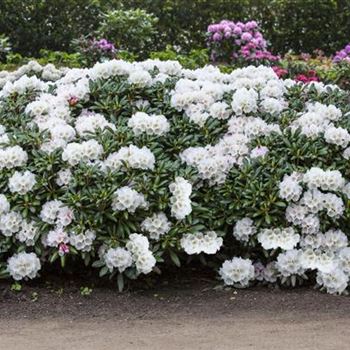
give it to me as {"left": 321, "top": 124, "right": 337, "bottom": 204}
{"left": 241, "top": 32, "right": 253, "bottom": 41}
{"left": 68, "top": 96, "right": 79, "bottom": 106}
{"left": 207, "top": 19, "right": 278, "bottom": 65}
{"left": 213, "top": 32, "right": 223, "bottom": 41}
{"left": 246, "top": 21, "right": 258, "bottom": 30}
{"left": 58, "top": 243, "right": 70, "bottom": 256}
{"left": 233, "top": 27, "right": 242, "bottom": 35}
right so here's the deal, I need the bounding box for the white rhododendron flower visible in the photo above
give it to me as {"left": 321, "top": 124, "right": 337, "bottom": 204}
{"left": 233, "top": 218, "right": 256, "bottom": 242}
{"left": 324, "top": 125, "right": 350, "bottom": 148}
{"left": 209, "top": 101, "right": 231, "bottom": 120}
{"left": 169, "top": 177, "right": 192, "bottom": 220}
{"left": 7, "top": 252, "right": 41, "bottom": 280}
{"left": 16, "top": 221, "right": 38, "bottom": 246}
{"left": 75, "top": 112, "right": 115, "bottom": 136}
{"left": 69, "top": 230, "right": 96, "bottom": 252}
{"left": 231, "top": 87, "right": 258, "bottom": 115}
{"left": 56, "top": 169, "right": 73, "bottom": 187}
{"left": 128, "top": 70, "right": 152, "bottom": 87}
{"left": 260, "top": 97, "right": 285, "bottom": 115}
{"left": 46, "top": 227, "right": 69, "bottom": 247}
{"left": 250, "top": 145, "right": 269, "bottom": 158}
{"left": 8, "top": 171, "right": 36, "bottom": 194}
{"left": 180, "top": 231, "right": 223, "bottom": 255}
{"left": 0, "top": 75, "right": 48, "bottom": 98}
{"left": 258, "top": 227, "right": 300, "bottom": 250}
{"left": 219, "top": 257, "right": 255, "bottom": 287}
{"left": 40, "top": 200, "right": 73, "bottom": 226}
{"left": 141, "top": 212, "right": 171, "bottom": 240}
{"left": 104, "top": 145, "right": 155, "bottom": 171}
{"left": 0, "top": 146, "right": 28, "bottom": 169}
{"left": 303, "top": 167, "right": 345, "bottom": 191}
{"left": 316, "top": 269, "right": 349, "bottom": 295}
{"left": 276, "top": 250, "right": 305, "bottom": 277}
{"left": 104, "top": 247, "right": 133, "bottom": 273}
{"left": 112, "top": 187, "right": 148, "bottom": 213}
{"left": 338, "top": 247, "right": 350, "bottom": 275}
{"left": 128, "top": 112, "right": 170, "bottom": 136}
{"left": 279, "top": 175, "right": 302, "bottom": 202}
{"left": 62, "top": 139, "right": 103, "bottom": 165}
{"left": 126, "top": 233, "right": 156, "bottom": 274}
{"left": 0, "top": 211, "right": 22, "bottom": 236}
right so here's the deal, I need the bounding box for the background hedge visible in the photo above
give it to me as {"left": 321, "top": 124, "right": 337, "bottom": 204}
{"left": 0, "top": 0, "right": 101, "bottom": 56}
{"left": 0, "top": 0, "right": 349, "bottom": 56}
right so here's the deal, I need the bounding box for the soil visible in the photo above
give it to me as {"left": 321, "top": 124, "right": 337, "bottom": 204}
{"left": 1, "top": 269, "right": 350, "bottom": 350}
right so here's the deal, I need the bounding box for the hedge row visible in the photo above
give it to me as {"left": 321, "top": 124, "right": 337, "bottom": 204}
{"left": 0, "top": 0, "right": 349, "bottom": 57}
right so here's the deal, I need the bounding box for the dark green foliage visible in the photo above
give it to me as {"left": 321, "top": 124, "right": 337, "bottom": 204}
{"left": 119, "top": 0, "right": 350, "bottom": 55}
{"left": 1, "top": 1, "right": 349, "bottom": 57}
{"left": 0, "top": 0, "right": 101, "bottom": 56}
{"left": 97, "top": 8, "right": 158, "bottom": 58}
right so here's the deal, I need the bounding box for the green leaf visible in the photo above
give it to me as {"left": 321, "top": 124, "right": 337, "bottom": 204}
{"left": 117, "top": 273, "right": 124, "bottom": 292}
{"left": 169, "top": 250, "right": 181, "bottom": 267}
{"left": 92, "top": 260, "right": 105, "bottom": 268}
{"left": 99, "top": 266, "right": 109, "bottom": 277}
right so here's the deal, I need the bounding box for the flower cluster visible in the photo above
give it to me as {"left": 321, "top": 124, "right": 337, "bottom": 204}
{"left": 7, "top": 252, "right": 41, "bottom": 281}
{"left": 125, "top": 233, "right": 156, "bottom": 274}
{"left": 70, "top": 230, "right": 96, "bottom": 252}
{"left": 128, "top": 112, "right": 170, "bottom": 136}
{"left": 112, "top": 186, "right": 148, "bottom": 213}
{"left": 333, "top": 43, "right": 350, "bottom": 63}
{"left": 73, "top": 36, "right": 117, "bottom": 66}
{"left": 295, "top": 70, "right": 319, "bottom": 84}
{"left": 207, "top": 20, "right": 279, "bottom": 65}
{"left": 290, "top": 102, "right": 344, "bottom": 140}
{"left": 219, "top": 257, "right": 255, "bottom": 287}
{"left": 233, "top": 218, "right": 257, "bottom": 242}
{"left": 141, "top": 212, "right": 171, "bottom": 240}
{"left": 104, "top": 145, "right": 155, "bottom": 171}
{"left": 180, "top": 231, "right": 223, "bottom": 255}
{"left": 103, "top": 233, "right": 156, "bottom": 275}
{"left": 273, "top": 166, "right": 350, "bottom": 293}
{"left": 258, "top": 227, "right": 300, "bottom": 250}
{"left": 169, "top": 177, "right": 192, "bottom": 220}
{"left": 8, "top": 171, "right": 36, "bottom": 194}
{"left": 0, "top": 60, "right": 64, "bottom": 89}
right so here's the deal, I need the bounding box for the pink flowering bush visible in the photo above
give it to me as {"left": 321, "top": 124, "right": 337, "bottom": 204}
{"left": 272, "top": 66, "right": 320, "bottom": 84}
{"left": 294, "top": 70, "right": 319, "bottom": 84}
{"left": 207, "top": 20, "right": 279, "bottom": 66}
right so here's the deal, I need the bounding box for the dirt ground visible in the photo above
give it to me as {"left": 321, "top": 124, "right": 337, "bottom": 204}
{"left": 1, "top": 273, "right": 350, "bottom": 350}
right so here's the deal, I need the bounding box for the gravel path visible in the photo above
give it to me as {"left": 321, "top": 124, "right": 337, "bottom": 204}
{"left": 2, "top": 315, "right": 349, "bottom": 350}
{"left": 1, "top": 276, "right": 349, "bottom": 350}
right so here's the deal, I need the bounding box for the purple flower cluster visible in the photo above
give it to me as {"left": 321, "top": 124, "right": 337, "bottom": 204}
{"left": 333, "top": 44, "right": 350, "bottom": 63}
{"left": 92, "top": 39, "right": 116, "bottom": 53}
{"left": 208, "top": 20, "right": 263, "bottom": 45}
{"left": 207, "top": 20, "right": 279, "bottom": 65}
{"left": 74, "top": 36, "right": 117, "bottom": 66}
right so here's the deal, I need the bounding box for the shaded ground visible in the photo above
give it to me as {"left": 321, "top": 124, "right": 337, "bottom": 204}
{"left": 1, "top": 270, "right": 350, "bottom": 349}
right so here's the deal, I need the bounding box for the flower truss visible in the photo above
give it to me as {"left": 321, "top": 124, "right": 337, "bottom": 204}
{"left": 207, "top": 20, "right": 279, "bottom": 65}
{"left": 0, "top": 58, "right": 350, "bottom": 295}
{"left": 333, "top": 43, "right": 350, "bottom": 63}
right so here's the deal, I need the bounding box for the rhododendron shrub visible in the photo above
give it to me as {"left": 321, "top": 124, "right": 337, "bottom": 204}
{"left": 207, "top": 20, "right": 279, "bottom": 65}
{"left": 0, "top": 59, "right": 350, "bottom": 295}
